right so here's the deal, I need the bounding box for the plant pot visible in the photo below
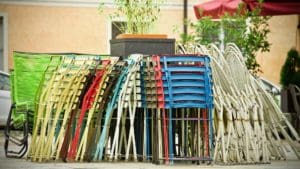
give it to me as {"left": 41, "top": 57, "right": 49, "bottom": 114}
{"left": 110, "top": 34, "right": 175, "bottom": 57}
{"left": 116, "top": 34, "right": 168, "bottom": 39}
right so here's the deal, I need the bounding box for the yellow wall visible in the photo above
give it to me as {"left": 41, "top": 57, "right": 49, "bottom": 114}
{"left": 0, "top": 2, "right": 298, "bottom": 85}
{"left": 0, "top": 4, "right": 191, "bottom": 69}
{"left": 257, "top": 15, "right": 299, "bottom": 85}
{"left": 0, "top": 5, "right": 110, "bottom": 68}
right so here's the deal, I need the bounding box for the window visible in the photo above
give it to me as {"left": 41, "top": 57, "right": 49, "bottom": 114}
{"left": 0, "top": 73, "right": 10, "bottom": 91}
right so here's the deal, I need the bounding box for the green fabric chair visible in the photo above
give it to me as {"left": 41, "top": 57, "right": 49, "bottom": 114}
{"left": 5, "top": 52, "right": 61, "bottom": 158}
{"left": 5, "top": 52, "right": 109, "bottom": 158}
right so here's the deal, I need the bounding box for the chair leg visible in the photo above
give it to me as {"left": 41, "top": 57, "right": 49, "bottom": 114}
{"left": 4, "top": 104, "right": 29, "bottom": 158}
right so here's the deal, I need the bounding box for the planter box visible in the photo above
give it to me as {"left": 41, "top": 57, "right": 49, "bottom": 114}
{"left": 110, "top": 38, "right": 175, "bottom": 57}
{"left": 116, "top": 34, "right": 168, "bottom": 39}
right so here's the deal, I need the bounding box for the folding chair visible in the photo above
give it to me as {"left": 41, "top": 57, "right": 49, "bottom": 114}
{"left": 5, "top": 52, "right": 61, "bottom": 158}
{"left": 157, "top": 54, "right": 214, "bottom": 164}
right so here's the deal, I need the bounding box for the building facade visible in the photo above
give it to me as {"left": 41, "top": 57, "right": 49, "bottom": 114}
{"left": 0, "top": 0, "right": 298, "bottom": 85}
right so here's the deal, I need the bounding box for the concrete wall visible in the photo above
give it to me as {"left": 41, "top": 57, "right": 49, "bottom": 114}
{"left": 0, "top": 0, "right": 298, "bottom": 85}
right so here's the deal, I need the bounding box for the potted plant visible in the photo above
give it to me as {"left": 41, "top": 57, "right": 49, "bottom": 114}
{"left": 101, "top": 0, "right": 175, "bottom": 56}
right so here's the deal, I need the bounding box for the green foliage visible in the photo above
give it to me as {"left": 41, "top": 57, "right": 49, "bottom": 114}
{"left": 177, "top": 1, "right": 271, "bottom": 75}
{"left": 174, "top": 19, "right": 197, "bottom": 45}
{"left": 193, "top": 17, "right": 221, "bottom": 45}
{"left": 242, "top": 5, "right": 271, "bottom": 75}
{"left": 280, "top": 49, "right": 300, "bottom": 88}
{"left": 99, "top": 0, "right": 164, "bottom": 34}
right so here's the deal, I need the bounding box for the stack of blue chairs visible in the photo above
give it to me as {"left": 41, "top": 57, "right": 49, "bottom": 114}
{"left": 159, "top": 54, "right": 214, "bottom": 163}
{"left": 160, "top": 55, "right": 213, "bottom": 109}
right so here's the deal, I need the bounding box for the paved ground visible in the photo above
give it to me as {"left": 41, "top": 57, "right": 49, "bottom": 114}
{"left": 1, "top": 130, "right": 300, "bottom": 169}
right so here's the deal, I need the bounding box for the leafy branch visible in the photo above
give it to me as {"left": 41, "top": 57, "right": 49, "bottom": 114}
{"left": 177, "top": 1, "right": 271, "bottom": 75}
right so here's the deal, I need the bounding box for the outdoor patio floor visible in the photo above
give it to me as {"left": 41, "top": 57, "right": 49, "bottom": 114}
{"left": 1, "top": 130, "right": 299, "bottom": 169}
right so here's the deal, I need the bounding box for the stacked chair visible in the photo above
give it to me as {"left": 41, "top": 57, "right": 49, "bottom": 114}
{"left": 151, "top": 54, "right": 214, "bottom": 164}
{"left": 7, "top": 52, "right": 214, "bottom": 165}
{"left": 7, "top": 46, "right": 300, "bottom": 165}
{"left": 5, "top": 52, "right": 61, "bottom": 158}
{"left": 5, "top": 52, "right": 106, "bottom": 159}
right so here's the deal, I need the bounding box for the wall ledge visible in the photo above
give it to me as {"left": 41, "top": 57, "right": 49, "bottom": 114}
{"left": 0, "top": 0, "right": 196, "bottom": 9}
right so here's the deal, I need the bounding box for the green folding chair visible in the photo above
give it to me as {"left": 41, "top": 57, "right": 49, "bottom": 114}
{"left": 4, "top": 52, "right": 109, "bottom": 158}
{"left": 4, "top": 52, "right": 61, "bottom": 158}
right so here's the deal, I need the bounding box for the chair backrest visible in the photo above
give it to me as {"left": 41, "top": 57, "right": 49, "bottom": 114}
{"left": 158, "top": 54, "right": 214, "bottom": 109}
{"left": 11, "top": 52, "right": 107, "bottom": 129}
